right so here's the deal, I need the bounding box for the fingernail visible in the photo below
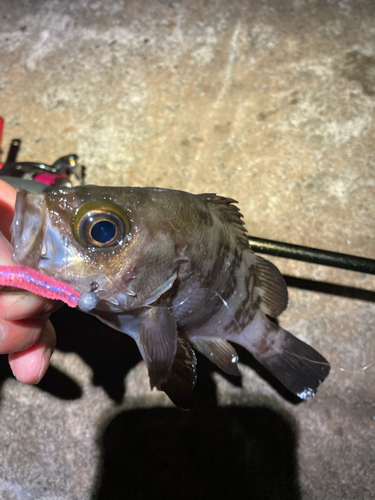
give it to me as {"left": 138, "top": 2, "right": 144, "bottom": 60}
{"left": 0, "top": 323, "right": 6, "bottom": 345}
{"left": 36, "top": 347, "right": 53, "bottom": 384}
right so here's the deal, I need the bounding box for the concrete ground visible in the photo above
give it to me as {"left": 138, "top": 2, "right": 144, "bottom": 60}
{"left": 0, "top": 0, "right": 375, "bottom": 498}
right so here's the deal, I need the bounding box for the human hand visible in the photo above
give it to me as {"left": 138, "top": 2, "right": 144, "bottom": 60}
{"left": 0, "top": 179, "right": 58, "bottom": 383}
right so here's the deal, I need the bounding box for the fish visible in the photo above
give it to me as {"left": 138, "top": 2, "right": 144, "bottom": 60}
{"left": 11, "top": 185, "right": 330, "bottom": 405}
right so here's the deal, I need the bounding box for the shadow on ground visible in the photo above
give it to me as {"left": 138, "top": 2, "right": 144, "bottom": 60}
{"left": 50, "top": 306, "right": 142, "bottom": 402}
{"left": 91, "top": 405, "right": 300, "bottom": 500}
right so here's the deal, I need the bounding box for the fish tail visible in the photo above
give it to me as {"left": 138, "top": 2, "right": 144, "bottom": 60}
{"left": 245, "top": 318, "right": 330, "bottom": 399}
{"left": 257, "top": 327, "right": 330, "bottom": 398}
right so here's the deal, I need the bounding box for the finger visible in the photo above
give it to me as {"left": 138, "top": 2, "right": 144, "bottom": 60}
{"left": 0, "top": 180, "right": 17, "bottom": 241}
{"left": 0, "top": 179, "right": 17, "bottom": 206}
{"left": 0, "top": 230, "right": 14, "bottom": 264}
{"left": 0, "top": 226, "right": 59, "bottom": 319}
{"left": 9, "top": 320, "right": 56, "bottom": 384}
{"left": 0, "top": 292, "right": 60, "bottom": 321}
{"left": 0, "top": 315, "right": 48, "bottom": 354}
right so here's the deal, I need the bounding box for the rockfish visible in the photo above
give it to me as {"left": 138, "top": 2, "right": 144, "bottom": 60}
{"left": 11, "top": 186, "right": 330, "bottom": 405}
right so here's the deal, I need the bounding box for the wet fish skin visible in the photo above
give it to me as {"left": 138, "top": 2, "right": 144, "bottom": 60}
{"left": 11, "top": 186, "right": 330, "bottom": 405}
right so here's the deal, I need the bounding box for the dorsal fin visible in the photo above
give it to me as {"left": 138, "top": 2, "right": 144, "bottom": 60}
{"left": 198, "top": 193, "right": 249, "bottom": 249}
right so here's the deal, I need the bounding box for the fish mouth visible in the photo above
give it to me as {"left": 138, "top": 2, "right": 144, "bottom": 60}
{"left": 11, "top": 189, "right": 46, "bottom": 268}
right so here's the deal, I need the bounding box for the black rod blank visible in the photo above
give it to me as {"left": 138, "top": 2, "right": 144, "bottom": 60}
{"left": 248, "top": 236, "right": 375, "bottom": 276}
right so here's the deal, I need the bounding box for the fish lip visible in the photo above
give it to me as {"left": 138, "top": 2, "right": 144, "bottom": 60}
{"left": 11, "top": 189, "right": 46, "bottom": 267}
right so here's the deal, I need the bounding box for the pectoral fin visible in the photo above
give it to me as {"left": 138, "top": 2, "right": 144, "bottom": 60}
{"left": 161, "top": 337, "right": 197, "bottom": 409}
{"left": 138, "top": 307, "right": 178, "bottom": 390}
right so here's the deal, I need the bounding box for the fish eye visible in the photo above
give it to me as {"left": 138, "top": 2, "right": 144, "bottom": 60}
{"left": 73, "top": 201, "right": 130, "bottom": 249}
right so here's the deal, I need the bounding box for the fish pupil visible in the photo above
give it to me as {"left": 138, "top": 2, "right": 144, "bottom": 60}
{"left": 91, "top": 220, "right": 116, "bottom": 243}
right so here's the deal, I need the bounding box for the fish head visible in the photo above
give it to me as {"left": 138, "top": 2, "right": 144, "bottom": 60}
{"left": 11, "top": 186, "right": 181, "bottom": 310}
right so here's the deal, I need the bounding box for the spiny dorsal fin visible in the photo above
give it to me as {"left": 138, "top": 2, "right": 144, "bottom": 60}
{"left": 198, "top": 193, "right": 249, "bottom": 250}
{"left": 254, "top": 254, "right": 288, "bottom": 317}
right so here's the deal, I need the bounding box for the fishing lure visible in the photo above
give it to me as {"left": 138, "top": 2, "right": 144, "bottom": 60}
{"left": 0, "top": 265, "right": 81, "bottom": 307}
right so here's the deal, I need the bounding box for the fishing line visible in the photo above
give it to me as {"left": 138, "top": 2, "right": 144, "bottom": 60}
{"left": 171, "top": 287, "right": 242, "bottom": 332}
{"left": 282, "top": 348, "right": 375, "bottom": 372}
{"left": 281, "top": 348, "right": 330, "bottom": 366}
{"left": 1, "top": 267, "right": 371, "bottom": 373}
{"left": 144, "top": 287, "right": 242, "bottom": 333}
{"left": 339, "top": 359, "right": 375, "bottom": 373}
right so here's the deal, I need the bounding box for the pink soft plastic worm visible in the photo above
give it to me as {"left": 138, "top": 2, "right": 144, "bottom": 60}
{"left": 0, "top": 265, "right": 80, "bottom": 307}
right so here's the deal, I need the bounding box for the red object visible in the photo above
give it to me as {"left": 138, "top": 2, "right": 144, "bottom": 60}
{"left": 33, "top": 172, "right": 70, "bottom": 186}
{"left": 0, "top": 116, "right": 4, "bottom": 168}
